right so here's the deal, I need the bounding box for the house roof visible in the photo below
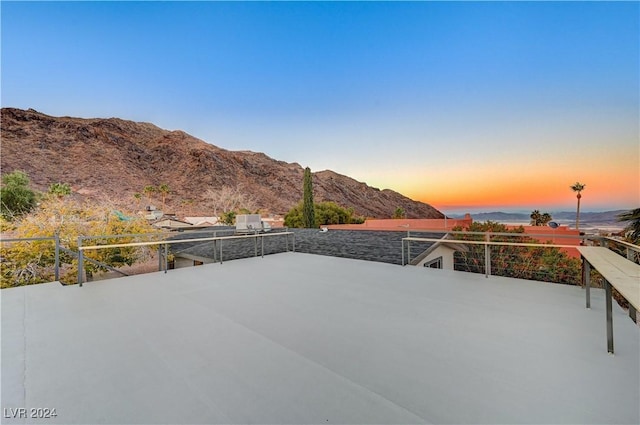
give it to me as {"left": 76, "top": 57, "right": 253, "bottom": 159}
{"left": 152, "top": 216, "right": 193, "bottom": 228}
{"left": 2, "top": 252, "right": 638, "bottom": 424}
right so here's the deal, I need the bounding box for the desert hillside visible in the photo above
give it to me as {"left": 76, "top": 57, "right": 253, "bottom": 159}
{"left": 0, "top": 107, "right": 443, "bottom": 219}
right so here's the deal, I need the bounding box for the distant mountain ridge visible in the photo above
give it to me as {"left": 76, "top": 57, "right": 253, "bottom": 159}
{"left": 452, "top": 210, "right": 629, "bottom": 225}
{"left": 0, "top": 107, "right": 444, "bottom": 219}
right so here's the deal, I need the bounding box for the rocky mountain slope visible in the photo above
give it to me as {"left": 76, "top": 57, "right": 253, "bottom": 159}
{"left": 1, "top": 108, "right": 443, "bottom": 218}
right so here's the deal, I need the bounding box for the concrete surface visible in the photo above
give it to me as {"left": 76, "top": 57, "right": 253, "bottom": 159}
{"left": 2, "top": 252, "right": 639, "bottom": 424}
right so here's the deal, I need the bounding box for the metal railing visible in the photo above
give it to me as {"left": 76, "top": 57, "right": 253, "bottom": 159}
{"left": 0, "top": 235, "right": 61, "bottom": 282}
{"left": 403, "top": 229, "right": 590, "bottom": 262}
{"left": 401, "top": 230, "right": 604, "bottom": 284}
{"left": 406, "top": 229, "right": 593, "bottom": 242}
{"left": 3, "top": 228, "right": 637, "bottom": 289}
{"left": 402, "top": 236, "right": 582, "bottom": 276}
{"left": 402, "top": 232, "right": 640, "bottom": 287}
{"left": 601, "top": 237, "right": 640, "bottom": 264}
{"left": 77, "top": 231, "right": 294, "bottom": 286}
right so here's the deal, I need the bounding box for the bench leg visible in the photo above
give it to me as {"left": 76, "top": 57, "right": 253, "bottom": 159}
{"left": 629, "top": 305, "right": 637, "bottom": 323}
{"left": 582, "top": 258, "right": 591, "bottom": 309}
{"left": 604, "top": 278, "right": 614, "bottom": 354}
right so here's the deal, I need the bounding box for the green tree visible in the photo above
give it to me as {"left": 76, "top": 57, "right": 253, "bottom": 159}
{"left": 133, "top": 193, "right": 142, "bottom": 207}
{"left": 570, "top": 182, "right": 586, "bottom": 230}
{"left": 617, "top": 208, "right": 640, "bottom": 244}
{"left": 143, "top": 185, "right": 156, "bottom": 204}
{"left": 393, "top": 207, "right": 405, "bottom": 219}
{"left": 284, "top": 201, "right": 364, "bottom": 228}
{"left": 158, "top": 184, "right": 170, "bottom": 211}
{"left": 315, "top": 202, "right": 355, "bottom": 225}
{"left": 302, "top": 167, "right": 315, "bottom": 228}
{"left": 48, "top": 182, "right": 71, "bottom": 198}
{"left": 221, "top": 211, "right": 236, "bottom": 225}
{"left": 0, "top": 170, "right": 38, "bottom": 220}
{"left": 530, "top": 210, "right": 552, "bottom": 226}
{"left": 284, "top": 203, "right": 304, "bottom": 228}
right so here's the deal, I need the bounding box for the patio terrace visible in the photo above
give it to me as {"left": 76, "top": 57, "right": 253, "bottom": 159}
{"left": 2, "top": 251, "right": 639, "bottom": 424}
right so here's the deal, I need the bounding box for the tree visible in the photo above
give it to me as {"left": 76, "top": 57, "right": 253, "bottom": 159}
{"left": 302, "top": 167, "right": 315, "bottom": 228}
{"left": 48, "top": 182, "right": 71, "bottom": 198}
{"left": 133, "top": 193, "right": 142, "bottom": 207}
{"left": 530, "top": 210, "right": 552, "bottom": 226}
{"left": 206, "top": 186, "right": 256, "bottom": 217}
{"left": 570, "top": 182, "right": 586, "bottom": 231}
{"left": 284, "top": 201, "right": 364, "bottom": 228}
{"left": 143, "top": 185, "right": 156, "bottom": 204}
{"left": 393, "top": 207, "right": 405, "bottom": 219}
{"left": 617, "top": 208, "right": 640, "bottom": 244}
{"left": 158, "top": 184, "right": 170, "bottom": 211}
{"left": 220, "top": 211, "right": 236, "bottom": 226}
{"left": 530, "top": 210, "right": 541, "bottom": 226}
{"left": 0, "top": 170, "right": 38, "bottom": 220}
{"left": 0, "top": 196, "right": 157, "bottom": 287}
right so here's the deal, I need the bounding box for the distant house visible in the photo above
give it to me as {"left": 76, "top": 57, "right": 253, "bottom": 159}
{"left": 516, "top": 225, "right": 581, "bottom": 258}
{"left": 409, "top": 234, "right": 470, "bottom": 269}
{"left": 260, "top": 215, "right": 285, "bottom": 228}
{"left": 184, "top": 216, "right": 221, "bottom": 227}
{"left": 152, "top": 216, "right": 193, "bottom": 229}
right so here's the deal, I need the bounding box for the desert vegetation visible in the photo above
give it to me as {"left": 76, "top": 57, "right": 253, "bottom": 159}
{"left": 452, "top": 221, "right": 582, "bottom": 285}
{"left": 1, "top": 172, "right": 157, "bottom": 287}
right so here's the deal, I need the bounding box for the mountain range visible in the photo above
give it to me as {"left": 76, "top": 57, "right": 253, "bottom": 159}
{"left": 451, "top": 210, "right": 630, "bottom": 227}
{"left": 0, "top": 108, "right": 443, "bottom": 219}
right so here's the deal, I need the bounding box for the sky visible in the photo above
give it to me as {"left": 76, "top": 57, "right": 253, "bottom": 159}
{"left": 2, "top": 1, "right": 638, "bottom": 214}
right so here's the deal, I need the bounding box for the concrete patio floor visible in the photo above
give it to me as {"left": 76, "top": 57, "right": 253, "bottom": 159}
{"left": 2, "top": 252, "right": 639, "bottom": 424}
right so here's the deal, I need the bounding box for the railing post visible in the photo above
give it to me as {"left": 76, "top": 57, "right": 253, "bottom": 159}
{"left": 164, "top": 243, "right": 168, "bottom": 273}
{"left": 158, "top": 245, "right": 163, "bottom": 271}
{"left": 604, "top": 278, "right": 614, "bottom": 354}
{"left": 261, "top": 234, "right": 264, "bottom": 258}
{"left": 583, "top": 258, "right": 591, "bottom": 308}
{"left": 214, "top": 239, "right": 219, "bottom": 262}
{"left": 77, "top": 237, "right": 84, "bottom": 287}
{"left": 54, "top": 233, "right": 60, "bottom": 281}
{"left": 255, "top": 235, "right": 258, "bottom": 257}
{"left": 219, "top": 239, "right": 223, "bottom": 264}
{"left": 484, "top": 233, "right": 491, "bottom": 278}
{"left": 401, "top": 239, "right": 405, "bottom": 266}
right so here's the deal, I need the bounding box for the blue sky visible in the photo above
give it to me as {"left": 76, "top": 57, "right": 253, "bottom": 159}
{"left": 2, "top": 1, "right": 638, "bottom": 213}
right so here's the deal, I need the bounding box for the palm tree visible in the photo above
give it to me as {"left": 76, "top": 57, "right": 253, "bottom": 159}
{"left": 570, "top": 182, "right": 586, "bottom": 230}
{"left": 143, "top": 185, "right": 156, "bottom": 205}
{"left": 617, "top": 208, "right": 640, "bottom": 244}
{"left": 530, "top": 210, "right": 541, "bottom": 226}
{"left": 158, "top": 184, "right": 170, "bottom": 211}
{"left": 530, "top": 210, "right": 553, "bottom": 226}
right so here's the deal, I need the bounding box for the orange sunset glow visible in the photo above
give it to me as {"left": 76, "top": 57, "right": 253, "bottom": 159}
{"left": 356, "top": 150, "right": 639, "bottom": 213}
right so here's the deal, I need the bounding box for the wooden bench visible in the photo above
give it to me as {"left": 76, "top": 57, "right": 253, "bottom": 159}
{"left": 578, "top": 246, "right": 640, "bottom": 354}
